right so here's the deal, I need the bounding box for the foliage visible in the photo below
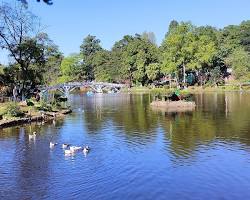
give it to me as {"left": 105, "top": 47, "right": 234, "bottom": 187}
{"left": 225, "top": 47, "right": 250, "bottom": 80}
{"left": 38, "top": 100, "right": 52, "bottom": 111}
{"left": 2, "top": 4, "right": 250, "bottom": 93}
{"left": 122, "top": 36, "right": 159, "bottom": 85}
{"left": 19, "top": 0, "right": 53, "bottom": 5}
{"left": 80, "top": 35, "right": 103, "bottom": 80}
{"left": 0, "top": 3, "right": 62, "bottom": 97}
{"left": 146, "top": 63, "right": 161, "bottom": 82}
{"left": 161, "top": 22, "right": 217, "bottom": 77}
{"left": 59, "top": 54, "right": 82, "bottom": 82}
{"left": 4, "top": 102, "right": 24, "bottom": 117}
{"left": 141, "top": 31, "right": 157, "bottom": 45}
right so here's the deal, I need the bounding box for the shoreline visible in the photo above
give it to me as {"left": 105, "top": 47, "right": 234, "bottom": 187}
{"left": 0, "top": 109, "right": 72, "bottom": 129}
{"left": 123, "top": 85, "right": 250, "bottom": 94}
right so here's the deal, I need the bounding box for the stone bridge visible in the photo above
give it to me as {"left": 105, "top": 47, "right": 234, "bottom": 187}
{"left": 39, "top": 81, "right": 127, "bottom": 96}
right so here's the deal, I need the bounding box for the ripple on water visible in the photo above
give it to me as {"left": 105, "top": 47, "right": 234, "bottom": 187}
{"left": 1, "top": 93, "right": 250, "bottom": 199}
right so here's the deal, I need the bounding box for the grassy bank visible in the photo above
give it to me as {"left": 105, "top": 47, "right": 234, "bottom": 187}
{"left": 0, "top": 99, "right": 71, "bottom": 128}
{"left": 124, "top": 84, "right": 250, "bottom": 95}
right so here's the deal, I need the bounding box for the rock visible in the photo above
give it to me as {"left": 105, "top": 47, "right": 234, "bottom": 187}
{"left": 150, "top": 100, "right": 196, "bottom": 112}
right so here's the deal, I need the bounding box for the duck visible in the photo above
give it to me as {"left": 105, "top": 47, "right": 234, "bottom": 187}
{"left": 70, "top": 146, "right": 82, "bottom": 152}
{"left": 83, "top": 146, "right": 90, "bottom": 154}
{"left": 62, "top": 144, "right": 70, "bottom": 149}
{"left": 50, "top": 142, "right": 58, "bottom": 148}
{"left": 64, "top": 149, "right": 74, "bottom": 155}
{"left": 29, "top": 132, "right": 37, "bottom": 140}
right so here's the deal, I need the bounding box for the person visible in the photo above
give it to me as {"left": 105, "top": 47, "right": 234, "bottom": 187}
{"left": 170, "top": 89, "right": 181, "bottom": 101}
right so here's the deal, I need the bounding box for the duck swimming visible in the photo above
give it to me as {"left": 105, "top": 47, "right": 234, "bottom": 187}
{"left": 50, "top": 142, "right": 58, "bottom": 148}
{"left": 83, "top": 146, "right": 90, "bottom": 154}
{"left": 29, "top": 132, "right": 36, "bottom": 140}
{"left": 70, "top": 146, "right": 82, "bottom": 152}
{"left": 62, "top": 144, "right": 70, "bottom": 149}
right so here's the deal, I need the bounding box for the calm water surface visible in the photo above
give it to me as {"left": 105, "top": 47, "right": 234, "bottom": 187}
{"left": 1, "top": 92, "right": 250, "bottom": 200}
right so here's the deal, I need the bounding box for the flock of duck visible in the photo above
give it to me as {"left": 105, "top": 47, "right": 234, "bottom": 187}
{"left": 29, "top": 132, "right": 90, "bottom": 156}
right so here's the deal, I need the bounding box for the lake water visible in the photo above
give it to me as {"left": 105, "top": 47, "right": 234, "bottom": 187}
{"left": 1, "top": 92, "right": 250, "bottom": 200}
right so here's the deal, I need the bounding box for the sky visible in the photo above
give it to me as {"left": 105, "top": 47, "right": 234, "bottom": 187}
{"left": 1, "top": 0, "right": 250, "bottom": 64}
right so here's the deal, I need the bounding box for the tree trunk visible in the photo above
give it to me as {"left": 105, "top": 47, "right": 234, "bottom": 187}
{"left": 183, "top": 64, "right": 186, "bottom": 86}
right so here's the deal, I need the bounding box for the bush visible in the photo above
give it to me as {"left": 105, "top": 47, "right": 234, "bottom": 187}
{"left": 26, "top": 99, "right": 34, "bottom": 106}
{"left": 5, "top": 102, "right": 24, "bottom": 117}
{"left": 37, "top": 100, "right": 52, "bottom": 112}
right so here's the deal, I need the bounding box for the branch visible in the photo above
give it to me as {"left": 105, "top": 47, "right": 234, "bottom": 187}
{"left": 18, "top": 0, "right": 53, "bottom": 6}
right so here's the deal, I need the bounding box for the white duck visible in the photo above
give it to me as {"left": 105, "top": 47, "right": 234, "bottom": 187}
{"left": 83, "top": 146, "right": 90, "bottom": 154}
{"left": 64, "top": 149, "right": 74, "bottom": 155}
{"left": 70, "top": 146, "right": 82, "bottom": 152}
{"left": 50, "top": 142, "right": 58, "bottom": 148}
{"left": 62, "top": 144, "right": 70, "bottom": 149}
{"left": 29, "top": 132, "right": 37, "bottom": 140}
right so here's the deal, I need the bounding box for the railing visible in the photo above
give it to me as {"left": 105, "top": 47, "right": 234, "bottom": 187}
{"left": 39, "top": 81, "right": 126, "bottom": 92}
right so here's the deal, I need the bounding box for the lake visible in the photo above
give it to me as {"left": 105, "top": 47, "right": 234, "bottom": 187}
{"left": 1, "top": 92, "right": 250, "bottom": 200}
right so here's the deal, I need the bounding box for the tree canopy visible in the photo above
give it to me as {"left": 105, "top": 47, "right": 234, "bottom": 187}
{"left": 1, "top": 1, "right": 250, "bottom": 96}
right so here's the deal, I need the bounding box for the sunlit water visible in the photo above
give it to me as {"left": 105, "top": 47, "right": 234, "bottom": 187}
{"left": 1, "top": 92, "right": 250, "bottom": 200}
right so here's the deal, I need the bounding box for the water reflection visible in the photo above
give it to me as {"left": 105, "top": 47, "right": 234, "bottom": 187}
{"left": 1, "top": 92, "right": 250, "bottom": 199}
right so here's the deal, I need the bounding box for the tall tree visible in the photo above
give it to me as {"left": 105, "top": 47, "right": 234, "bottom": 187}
{"left": 0, "top": 3, "right": 63, "bottom": 97}
{"left": 161, "top": 22, "right": 196, "bottom": 83}
{"left": 59, "top": 54, "right": 82, "bottom": 83}
{"left": 141, "top": 31, "right": 157, "bottom": 45}
{"left": 161, "top": 22, "right": 217, "bottom": 84}
{"left": 225, "top": 47, "right": 250, "bottom": 80}
{"left": 239, "top": 20, "right": 250, "bottom": 52}
{"left": 122, "top": 36, "right": 159, "bottom": 85}
{"left": 80, "top": 35, "right": 102, "bottom": 80}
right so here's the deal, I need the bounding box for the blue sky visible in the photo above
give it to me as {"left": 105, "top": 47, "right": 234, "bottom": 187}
{"left": 1, "top": 0, "right": 250, "bottom": 63}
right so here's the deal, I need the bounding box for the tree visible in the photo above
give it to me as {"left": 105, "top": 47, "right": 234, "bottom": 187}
{"left": 111, "top": 35, "right": 135, "bottom": 83}
{"left": 239, "top": 20, "right": 250, "bottom": 52}
{"left": 80, "top": 35, "right": 102, "bottom": 80}
{"left": 41, "top": 33, "right": 63, "bottom": 85}
{"left": 112, "top": 35, "right": 134, "bottom": 51}
{"left": 0, "top": 3, "right": 40, "bottom": 95}
{"left": 92, "top": 50, "right": 113, "bottom": 82}
{"left": 0, "top": 3, "right": 63, "bottom": 98}
{"left": 146, "top": 63, "right": 161, "bottom": 82}
{"left": 161, "top": 22, "right": 217, "bottom": 85}
{"left": 59, "top": 54, "right": 82, "bottom": 83}
{"left": 166, "top": 20, "right": 179, "bottom": 36}
{"left": 122, "top": 36, "right": 159, "bottom": 85}
{"left": 225, "top": 47, "right": 250, "bottom": 80}
{"left": 141, "top": 31, "right": 157, "bottom": 45}
{"left": 161, "top": 22, "right": 197, "bottom": 83}
{"left": 19, "top": 0, "right": 53, "bottom": 5}
{"left": 80, "top": 35, "right": 102, "bottom": 58}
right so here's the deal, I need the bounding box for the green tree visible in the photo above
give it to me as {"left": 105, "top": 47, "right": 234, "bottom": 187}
{"left": 0, "top": 3, "right": 59, "bottom": 97}
{"left": 225, "top": 47, "right": 250, "bottom": 80}
{"left": 58, "top": 54, "right": 82, "bottom": 83}
{"left": 80, "top": 35, "right": 103, "bottom": 80}
{"left": 161, "top": 22, "right": 196, "bottom": 82}
{"left": 161, "top": 22, "right": 217, "bottom": 84}
{"left": 146, "top": 63, "right": 161, "bottom": 82}
{"left": 92, "top": 50, "right": 113, "bottom": 82}
{"left": 239, "top": 20, "right": 250, "bottom": 52}
{"left": 122, "top": 36, "right": 159, "bottom": 85}
{"left": 141, "top": 31, "right": 157, "bottom": 45}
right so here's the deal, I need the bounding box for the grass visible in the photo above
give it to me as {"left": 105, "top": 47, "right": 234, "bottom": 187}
{"left": 124, "top": 83, "right": 250, "bottom": 95}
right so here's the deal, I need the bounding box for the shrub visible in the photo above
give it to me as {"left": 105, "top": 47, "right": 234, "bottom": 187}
{"left": 38, "top": 100, "right": 52, "bottom": 112}
{"left": 26, "top": 99, "right": 35, "bottom": 106}
{"left": 5, "top": 102, "right": 24, "bottom": 117}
